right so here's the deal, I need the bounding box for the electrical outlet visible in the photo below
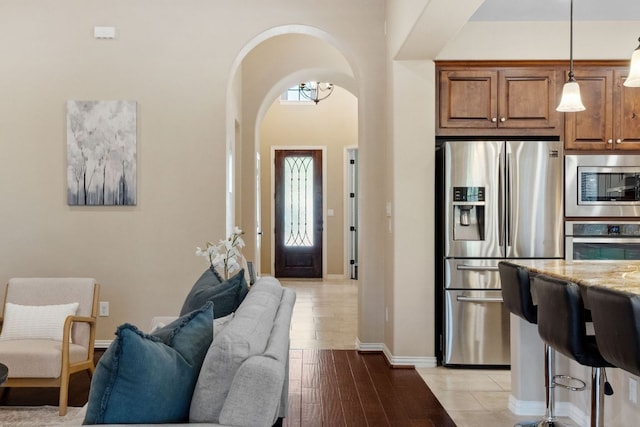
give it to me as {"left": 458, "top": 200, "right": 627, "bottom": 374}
{"left": 99, "top": 301, "right": 109, "bottom": 317}
{"left": 630, "top": 378, "right": 637, "bottom": 404}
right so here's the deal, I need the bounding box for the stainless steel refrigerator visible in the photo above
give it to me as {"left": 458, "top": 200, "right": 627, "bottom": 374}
{"left": 435, "top": 140, "right": 564, "bottom": 366}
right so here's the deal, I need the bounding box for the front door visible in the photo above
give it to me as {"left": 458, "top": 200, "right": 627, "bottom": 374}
{"left": 274, "top": 149, "right": 323, "bottom": 278}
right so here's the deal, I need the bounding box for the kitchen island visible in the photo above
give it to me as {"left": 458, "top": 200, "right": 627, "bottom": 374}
{"left": 507, "top": 259, "right": 640, "bottom": 427}
{"left": 515, "top": 259, "right": 640, "bottom": 296}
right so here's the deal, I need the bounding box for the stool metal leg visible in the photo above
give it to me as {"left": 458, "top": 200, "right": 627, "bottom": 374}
{"left": 514, "top": 344, "right": 573, "bottom": 427}
{"left": 536, "top": 344, "right": 572, "bottom": 427}
{"left": 591, "top": 367, "right": 605, "bottom": 427}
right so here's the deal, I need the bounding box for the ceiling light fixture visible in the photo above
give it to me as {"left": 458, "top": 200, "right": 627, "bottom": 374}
{"left": 298, "top": 82, "right": 334, "bottom": 104}
{"left": 556, "top": 0, "right": 585, "bottom": 112}
{"left": 624, "top": 37, "right": 640, "bottom": 87}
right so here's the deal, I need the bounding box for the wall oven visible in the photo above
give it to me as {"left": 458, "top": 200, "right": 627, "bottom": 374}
{"left": 566, "top": 154, "right": 640, "bottom": 217}
{"left": 566, "top": 221, "right": 640, "bottom": 261}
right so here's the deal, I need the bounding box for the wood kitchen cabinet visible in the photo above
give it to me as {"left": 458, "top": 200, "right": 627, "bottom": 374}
{"left": 437, "top": 63, "right": 561, "bottom": 136}
{"left": 565, "top": 66, "right": 640, "bottom": 151}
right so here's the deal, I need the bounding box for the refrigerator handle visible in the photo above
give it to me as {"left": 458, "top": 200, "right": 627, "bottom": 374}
{"left": 456, "top": 264, "right": 499, "bottom": 272}
{"left": 506, "top": 152, "right": 513, "bottom": 248}
{"left": 498, "top": 150, "right": 504, "bottom": 249}
{"left": 456, "top": 296, "right": 504, "bottom": 303}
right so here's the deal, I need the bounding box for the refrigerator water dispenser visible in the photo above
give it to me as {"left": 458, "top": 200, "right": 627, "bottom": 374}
{"left": 453, "top": 186, "right": 485, "bottom": 241}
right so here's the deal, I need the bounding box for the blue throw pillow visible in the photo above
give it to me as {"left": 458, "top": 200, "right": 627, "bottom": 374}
{"left": 180, "top": 269, "right": 249, "bottom": 317}
{"left": 83, "top": 302, "right": 214, "bottom": 425}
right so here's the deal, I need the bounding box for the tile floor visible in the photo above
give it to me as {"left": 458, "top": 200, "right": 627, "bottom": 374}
{"left": 281, "top": 277, "right": 358, "bottom": 350}
{"left": 281, "top": 277, "right": 575, "bottom": 427}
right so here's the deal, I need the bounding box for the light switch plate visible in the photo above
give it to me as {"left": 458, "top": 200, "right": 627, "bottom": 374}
{"left": 99, "top": 301, "right": 110, "bottom": 317}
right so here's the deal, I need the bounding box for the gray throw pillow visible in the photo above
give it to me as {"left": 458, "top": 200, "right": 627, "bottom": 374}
{"left": 180, "top": 269, "right": 249, "bottom": 318}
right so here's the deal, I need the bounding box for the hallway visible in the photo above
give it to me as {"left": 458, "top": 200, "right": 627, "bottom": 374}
{"left": 281, "top": 278, "right": 358, "bottom": 350}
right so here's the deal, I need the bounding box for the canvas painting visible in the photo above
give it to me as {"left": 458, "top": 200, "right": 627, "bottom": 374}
{"left": 67, "top": 100, "right": 137, "bottom": 205}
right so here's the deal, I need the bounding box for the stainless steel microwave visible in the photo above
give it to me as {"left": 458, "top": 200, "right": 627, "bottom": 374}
{"left": 566, "top": 154, "right": 640, "bottom": 217}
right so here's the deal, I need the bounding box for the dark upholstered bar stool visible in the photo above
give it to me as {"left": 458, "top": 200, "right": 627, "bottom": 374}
{"left": 533, "top": 275, "right": 614, "bottom": 427}
{"left": 587, "top": 286, "right": 640, "bottom": 376}
{"left": 498, "top": 261, "right": 570, "bottom": 427}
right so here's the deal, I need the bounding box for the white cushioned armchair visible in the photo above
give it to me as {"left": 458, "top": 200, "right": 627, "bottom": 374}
{"left": 0, "top": 278, "right": 99, "bottom": 415}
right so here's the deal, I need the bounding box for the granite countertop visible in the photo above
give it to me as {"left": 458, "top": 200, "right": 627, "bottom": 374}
{"left": 513, "top": 259, "right": 640, "bottom": 296}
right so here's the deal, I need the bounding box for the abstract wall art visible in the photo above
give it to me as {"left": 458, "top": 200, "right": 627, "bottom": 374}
{"left": 67, "top": 100, "right": 137, "bottom": 206}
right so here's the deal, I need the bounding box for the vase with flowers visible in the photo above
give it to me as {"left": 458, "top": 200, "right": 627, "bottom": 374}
{"left": 196, "top": 226, "right": 245, "bottom": 280}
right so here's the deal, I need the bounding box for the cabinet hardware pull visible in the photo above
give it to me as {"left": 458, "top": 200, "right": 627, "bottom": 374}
{"left": 456, "top": 296, "right": 504, "bottom": 303}
{"left": 500, "top": 117, "right": 506, "bottom": 122}
{"left": 491, "top": 117, "right": 497, "bottom": 123}
{"left": 456, "top": 265, "right": 499, "bottom": 271}
{"left": 616, "top": 139, "right": 622, "bottom": 144}
{"left": 607, "top": 139, "right": 613, "bottom": 144}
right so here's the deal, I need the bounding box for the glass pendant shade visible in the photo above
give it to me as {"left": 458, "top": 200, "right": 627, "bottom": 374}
{"left": 556, "top": 80, "right": 586, "bottom": 112}
{"left": 624, "top": 43, "right": 640, "bottom": 87}
{"left": 556, "top": 0, "right": 585, "bottom": 112}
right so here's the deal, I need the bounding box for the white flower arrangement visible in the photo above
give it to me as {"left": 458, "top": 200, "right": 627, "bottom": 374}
{"left": 196, "top": 226, "right": 245, "bottom": 280}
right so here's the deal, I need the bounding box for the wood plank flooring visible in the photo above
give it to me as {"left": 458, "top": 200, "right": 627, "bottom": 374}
{"left": 285, "top": 349, "right": 455, "bottom": 427}
{"left": 0, "top": 349, "right": 455, "bottom": 427}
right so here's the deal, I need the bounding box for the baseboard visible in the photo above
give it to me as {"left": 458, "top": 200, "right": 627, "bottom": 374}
{"left": 383, "top": 344, "right": 437, "bottom": 368}
{"left": 355, "top": 338, "right": 384, "bottom": 352}
{"left": 356, "top": 339, "right": 437, "bottom": 368}
{"left": 567, "top": 401, "right": 588, "bottom": 427}
{"left": 325, "top": 274, "right": 346, "bottom": 280}
{"left": 508, "top": 394, "right": 581, "bottom": 423}
{"left": 95, "top": 340, "right": 113, "bottom": 349}
{"left": 508, "top": 394, "right": 546, "bottom": 416}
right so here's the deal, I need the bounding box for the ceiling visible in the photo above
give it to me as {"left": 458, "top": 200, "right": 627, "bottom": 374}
{"left": 470, "top": 0, "right": 640, "bottom": 21}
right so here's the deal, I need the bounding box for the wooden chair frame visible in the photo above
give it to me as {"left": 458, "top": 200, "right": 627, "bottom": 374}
{"left": 0, "top": 282, "right": 99, "bottom": 415}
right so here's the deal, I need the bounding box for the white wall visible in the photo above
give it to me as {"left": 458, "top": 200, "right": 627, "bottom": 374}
{"left": 0, "top": 0, "right": 389, "bottom": 345}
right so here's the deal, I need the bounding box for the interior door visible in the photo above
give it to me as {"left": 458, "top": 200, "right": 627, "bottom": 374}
{"left": 274, "top": 149, "right": 323, "bottom": 278}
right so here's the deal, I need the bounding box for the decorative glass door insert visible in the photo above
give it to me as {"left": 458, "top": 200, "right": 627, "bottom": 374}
{"left": 284, "top": 156, "right": 314, "bottom": 247}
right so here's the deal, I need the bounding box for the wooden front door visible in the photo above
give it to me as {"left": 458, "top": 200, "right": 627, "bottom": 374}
{"left": 274, "top": 149, "right": 323, "bottom": 278}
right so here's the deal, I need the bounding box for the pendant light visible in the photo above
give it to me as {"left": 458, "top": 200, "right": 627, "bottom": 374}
{"left": 624, "top": 37, "right": 640, "bottom": 87}
{"left": 556, "top": 0, "right": 586, "bottom": 112}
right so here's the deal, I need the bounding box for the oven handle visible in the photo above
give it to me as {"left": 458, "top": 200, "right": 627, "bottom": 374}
{"left": 456, "top": 264, "right": 499, "bottom": 272}
{"left": 456, "top": 295, "right": 504, "bottom": 303}
{"left": 571, "top": 237, "right": 640, "bottom": 244}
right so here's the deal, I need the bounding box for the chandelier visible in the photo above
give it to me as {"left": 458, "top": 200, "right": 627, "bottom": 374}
{"left": 298, "top": 82, "right": 334, "bottom": 104}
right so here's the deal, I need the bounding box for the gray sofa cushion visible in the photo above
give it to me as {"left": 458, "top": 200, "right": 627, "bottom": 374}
{"left": 189, "top": 279, "right": 283, "bottom": 423}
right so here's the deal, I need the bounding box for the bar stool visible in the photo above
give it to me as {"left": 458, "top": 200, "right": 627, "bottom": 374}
{"left": 586, "top": 286, "right": 640, "bottom": 377}
{"left": 533, "top": 275, "right": 614, "bottom": 427}
{"left": 498, "top": 261, "right": 570, "bottom": 427}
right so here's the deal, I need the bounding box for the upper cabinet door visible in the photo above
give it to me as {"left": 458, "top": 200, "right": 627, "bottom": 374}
{"left": 614, "top": 69, "right": 640, "bottom": 150}
{"left": 498, "top": 68, "right": 559, "bottom": 129}
{"left": 436, "top": 64, "right": 561, "bottom": 136}
{"left": 564, "top": 67, "right": 640, "bottom": 151}
{"left": 438, "top": 69, "right": 498, "bottom": 129}
{"left": 564, "top": 68, "right": 613, "bottom": 151}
